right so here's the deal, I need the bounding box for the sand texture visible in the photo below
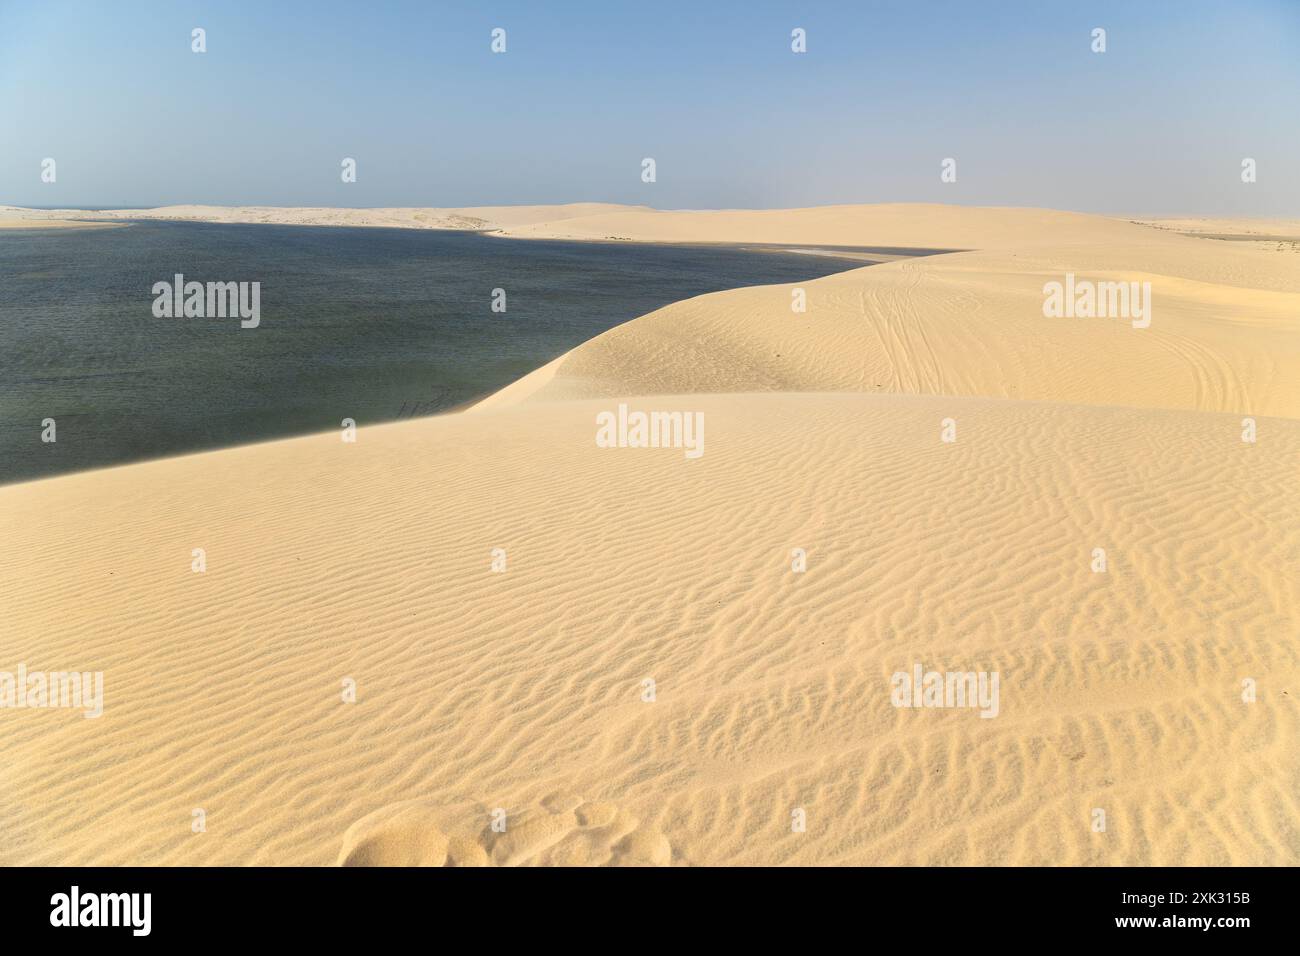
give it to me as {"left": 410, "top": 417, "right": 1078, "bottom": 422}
{"left": 1, "top": 203, "right": 1296, "bottom": 865}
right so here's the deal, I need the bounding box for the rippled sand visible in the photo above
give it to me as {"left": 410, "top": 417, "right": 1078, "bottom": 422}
{"left": 1, "top": 203, "right": 1296, "bottom": 865}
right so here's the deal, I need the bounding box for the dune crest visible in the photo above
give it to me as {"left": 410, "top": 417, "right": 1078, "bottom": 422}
{"left": 473, "top": 206, "right": 1300, "bottom": 415}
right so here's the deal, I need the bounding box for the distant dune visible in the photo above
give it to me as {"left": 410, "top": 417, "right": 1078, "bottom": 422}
{"left": 1, "top": 203, "right": 1296, "bottom": 865}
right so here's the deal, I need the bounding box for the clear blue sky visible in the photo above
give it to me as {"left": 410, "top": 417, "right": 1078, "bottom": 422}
{"left": 2, "top": 0, "right": 1297, "bottom": 215}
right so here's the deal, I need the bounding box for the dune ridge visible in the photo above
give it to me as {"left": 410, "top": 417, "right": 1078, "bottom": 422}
{"left": 467, "top": 205, "right": 1300, "bottom": 415}
{"left": 0, "top": 203, "right": 1296, "bottom": 866}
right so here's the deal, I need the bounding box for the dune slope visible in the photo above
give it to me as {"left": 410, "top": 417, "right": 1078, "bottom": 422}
{"left": 0, "top": 393, "right": 1296, "bottom": 865}
{"left": 473, "top": 207, "right": 1300, "bottom": 416}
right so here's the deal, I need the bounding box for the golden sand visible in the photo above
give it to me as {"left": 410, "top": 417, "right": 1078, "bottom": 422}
{"left": 1, "top": 203, "right": 1296, "bottom": 865}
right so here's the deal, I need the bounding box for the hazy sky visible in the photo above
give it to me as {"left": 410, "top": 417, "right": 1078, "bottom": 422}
{"left": 2, "top": 0, "right": 1297, "bottom": 215}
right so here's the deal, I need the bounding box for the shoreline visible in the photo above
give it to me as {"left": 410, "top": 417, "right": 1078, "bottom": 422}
{"left": 5, "top": 201, "right": 1298, "bottom": 487}
{"left": 0, "top": 217, "right": 123, "bottom": 230}
{"left": 0, "top": 207, "right": 964, "bottom": 260}
{"left": 4, "top": 216, "right": 906, "bottom": 487}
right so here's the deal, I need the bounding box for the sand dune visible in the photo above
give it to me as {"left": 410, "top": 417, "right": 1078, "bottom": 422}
{"left": 0, "top": 203, "right": 1296, "bottom": 865}
{"left": 475, "top": 247, "right": 1299, "bottom": 416}
{"left": 471, "top": 206, "right": 1300, "bottom": 417}
{"left": 1138, "top": 216, "right": 1300, "bottom": 238}
{"left": 1, "top": 393, "right": 1295, "bottom": 865}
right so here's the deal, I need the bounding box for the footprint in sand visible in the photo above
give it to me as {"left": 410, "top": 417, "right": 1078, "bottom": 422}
{"left": 337, "top": 792, "right": 672, "bottom": 867}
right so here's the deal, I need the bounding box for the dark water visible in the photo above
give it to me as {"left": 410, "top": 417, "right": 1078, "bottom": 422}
{"left": 0, "top": 221, "right": 875, "bottom": 484}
